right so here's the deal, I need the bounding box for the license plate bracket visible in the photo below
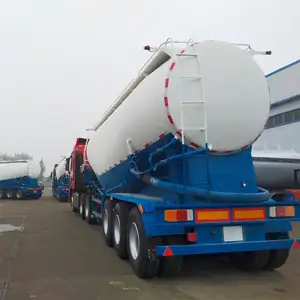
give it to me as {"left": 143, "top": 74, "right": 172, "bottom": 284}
{"left": 223, "top": 226, "right": 244, "bottom": 242}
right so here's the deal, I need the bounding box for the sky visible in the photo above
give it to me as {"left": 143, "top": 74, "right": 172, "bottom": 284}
{"left": 0, "top": 0, "right": 299, "bottom": 175}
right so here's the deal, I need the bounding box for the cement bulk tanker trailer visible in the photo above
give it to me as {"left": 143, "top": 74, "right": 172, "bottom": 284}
{"left": 69, "top": 39, "right": 300, "bottom": 278}
{"left": 253, "top": 150, "right": 300, "bottom": 194}
{"left": 0, "top": 160, "right": 43, "bottom": 200}
{"left": 51, "top": 158, "right": 70, "bottom": 201}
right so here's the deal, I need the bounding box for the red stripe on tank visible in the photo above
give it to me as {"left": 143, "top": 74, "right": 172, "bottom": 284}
{"left": 165, "top": 78, "right": 169, "bottom": 88}
{"left": 176, "top": 131, "right": 182, "bottom": 137}
{"left": 167, "top": 115, "right": 174, "bottom": 124}
{"left": 190, "top": 142, "right": 200, "bottom": 148}
{"left": 169, "top": 62, "right": 176, "bottom": 70}
{"left": 164, "top": 96, "right": 169, "bottom": 107}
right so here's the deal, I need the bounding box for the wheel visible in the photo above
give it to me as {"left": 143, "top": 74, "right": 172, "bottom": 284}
{"left": 102, "top": 199, "right": 114, "bottom": 247}
{"left": 16, "top": 189, "right": 26, "bottom": 200}
{"left": 6, "top": 190, "right": 15, "bottom": 200}
{"left": 264, "top": 249, "right": 290, "bottom": 270}
{"left": 157, "top": 236, "right": 184, "bottom": 277}
{"left": 113, "top": 202, "right": 130, "bottom": 259}
{"left": 75, "top": 153, "right": 85, "bottom": 191}
{"left": 79, "top": 193, "right": 86, "bottom": 220}
{"left": 85, "top": 195, "right": 94, "bottom": 224}
{"left": 56, "top": 193, "right": 61, "bottom": 202}
{"left": 229, "top": 250, "right": 270, "bottom": 271}
{"left": 0, "top": 189, "right": 6, "bottom": 199}
{"left": 127, "top": 207, "right": 161, "bottom": 278}
{"left": 71, "top": 193, "right": 78, "bottom": 213}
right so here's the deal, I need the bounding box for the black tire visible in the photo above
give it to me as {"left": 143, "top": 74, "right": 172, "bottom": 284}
{"left": 127, "top": 207, "right": 161, "bottom": 278}
{"left": 79, "top": 193, "right": 86, "bottom": 220}
{"left": 16, "top": 189, "right": 26, "bottom": 200}
{"left": 229, "top": 250, "right": 270, "bottom": 271}
{"left": 71, "top": 192, "right": 78, "bottom": 213}
{"left": 75, "top": 153, "right": 85, "bottom": 192}
{"left": 6, "top": 190, "right": 15, "bottom": 200}
{"left": 0, "top": 189, "right": 6, "bottom": 199}
{"left": 102, "top": 199, "right": 114, "bottom": 247}
{"left": 85, "top": 194, "right": 94, "bottom": 224}
{"left": 52, "top": 188, "right": 56, "bottom": 199}
{"left": 157, "top": 236, "right": 184, "bottom": 277}
{"left": 263, "top": 249, "right": 290, "bottom": 270}
{"left": 113, "top": 202, "right": 130, "bottom": 259}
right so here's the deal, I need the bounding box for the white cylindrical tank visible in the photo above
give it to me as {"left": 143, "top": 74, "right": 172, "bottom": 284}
{"left": 87, "top": 40, "right": 271, "bottom": 176}
{"left": 56, "top": 159, "right": 68, "bottom": 180}
{"left": 0, "top": 160, "right": 41, "bottom": 181}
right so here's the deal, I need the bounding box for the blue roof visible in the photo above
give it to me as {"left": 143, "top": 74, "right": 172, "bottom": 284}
{"left": 266, "top": 58, "right": 300, "bottom": 78}
{"left": 271, "top": 94, "right": 299, "bottom": 108}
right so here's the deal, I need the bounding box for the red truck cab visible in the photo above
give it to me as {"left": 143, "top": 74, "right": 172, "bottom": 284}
{"left": 67, "top": 137, "right": 91, "bottom": 209}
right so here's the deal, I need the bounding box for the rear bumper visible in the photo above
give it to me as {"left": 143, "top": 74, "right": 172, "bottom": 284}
{"left": 57, "top": 190, "right": 69, "bottom": 198}
{"left": 26, "top": 190, "right": 42, "bottom": 197}
{"left": 156, "top": 238, "right": 300, "bottom": 256}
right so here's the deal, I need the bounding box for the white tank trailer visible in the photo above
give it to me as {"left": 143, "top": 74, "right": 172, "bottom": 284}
{"left": 52, "top": 158, "right": 70, "bottom": 201}
{"left": 55, "top": 158, "right": 68, "bottom": 180}
{"left": 253, "top": 150, "right": 300, "bottom": 192}
{"left": 87, "top": 40, "right": 271, "bottom": 191}
{"left": 0, "top": 160, "right": 42, "bottom": 200}
{"left": 0, "top": 160, "right": 40, "bottom": 181}
{"left": 70, "top": 40, "right": 300, "bottom": 279}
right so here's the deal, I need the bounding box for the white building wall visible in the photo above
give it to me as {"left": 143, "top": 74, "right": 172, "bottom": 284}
{"left": 267, "top": 60, "right": 300, "bottom": 104}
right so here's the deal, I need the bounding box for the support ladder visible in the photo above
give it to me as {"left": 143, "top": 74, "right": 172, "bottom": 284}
{"left": 175, "top": 46, "right": 208, "bottom": 147}
{"left": 174, "top": 45, "right": 210, "bottom": 203}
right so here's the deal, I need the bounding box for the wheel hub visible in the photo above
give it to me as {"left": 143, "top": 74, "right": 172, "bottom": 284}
{"left": 113, "top": 214, "right": 121, "bottom": 245}
{"left": 103, "top": 209, "right": 108, "bottom": 235}
{"left": 85, "top": 203, "right": 89, "bottom": 218}
{"left": 129, "top": 222, "right": 140, "bottom": 260}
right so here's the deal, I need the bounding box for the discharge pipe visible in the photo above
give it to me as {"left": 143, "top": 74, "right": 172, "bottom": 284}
{"left": 130, "top": 169, "right": 270, "bottom": 203}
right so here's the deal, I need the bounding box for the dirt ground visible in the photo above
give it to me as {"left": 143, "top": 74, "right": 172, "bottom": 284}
{"left": 0, "top": 188, "right": 300, "bottom": 300}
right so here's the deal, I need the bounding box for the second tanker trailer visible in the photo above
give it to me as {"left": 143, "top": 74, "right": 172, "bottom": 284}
{"left": 68, "top": 39, "right": 300, "bottom": 278}
{"left": 51, "top": 158, "right": 70, "bottom": 201}
{"left": 0, "top": 160, "right": 43, "bottom": 200}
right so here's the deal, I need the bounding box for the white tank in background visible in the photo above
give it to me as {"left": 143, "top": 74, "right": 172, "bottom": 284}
{"left": 55, "top": 158, "right": 68, "bottom": 180}
{"left": 0, "top": 160, "right": 41, "bottom": 181}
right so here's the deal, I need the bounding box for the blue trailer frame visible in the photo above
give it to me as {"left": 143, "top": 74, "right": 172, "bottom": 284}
{"left": 0, "top": 176, "right": 43, "bottom": 200}
{"left": 88, "top": 192, "right": 300, "bottom": 254}
{"left": 71, "top": 137, "right": 300, "bottom": 278}
{"left": 51, "top": 162, "right": 70, "bottom": 202}
{"left": 52, "top": 176, "right": 70, "bottom": 201}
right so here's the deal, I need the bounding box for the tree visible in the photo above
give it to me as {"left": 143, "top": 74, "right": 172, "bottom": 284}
{"left": 0, "top": 152, "right": 33, "bottom": 161}
{"left": 39, "top": 158, "right": 46, "bottom": 181}
{"left": 14, "top": 152, "right": 33, "bottom": 160}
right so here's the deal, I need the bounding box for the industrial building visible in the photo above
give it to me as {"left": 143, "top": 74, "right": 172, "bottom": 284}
{"left": 253, "top": 59, "right": 300, "bottom": 152}
{"left": 253, "top": 59, "right": 300, "bottom": 191}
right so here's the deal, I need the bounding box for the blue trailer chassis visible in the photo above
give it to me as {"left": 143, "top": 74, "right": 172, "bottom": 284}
{"left": 89, "top": 193, "right": 300, "bottom": 256}
{"left": 53, "top": 185, "right": 69, "bottom": 201}
{"left": 74, "top": 136, "right": 300, "bottom": 277}
{"left": 0, "top": 176, "right": 43, "bottom": 200}
{"left": 53, "top": 176, "right": 70, "bottom": 201}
